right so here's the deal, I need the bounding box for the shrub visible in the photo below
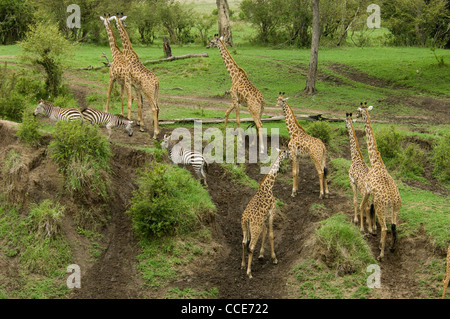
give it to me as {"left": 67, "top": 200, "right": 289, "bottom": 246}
{"left": 127, "top": 162, "right": 216, "bottom": 239}
{"left": 307, "top": 121, "right": 331, "bottom": 144}
{"left": 49, "top": 120, "right": 112, "bottom": 197}
{"left": 399, "top": 143, "right": 425, "bottom": 180}
{"left": 375, "top": 125, "right": 403, "bottom": 162}
{"left": 432, "top": 133, "right": 450, "bottom": 183}
{"left": 0, "top": 91, "right": 26, "bottom": 122}
{"left": 15, "top": 111, "right": 42, "bottom": 148}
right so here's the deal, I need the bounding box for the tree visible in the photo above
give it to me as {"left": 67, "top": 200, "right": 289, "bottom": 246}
{"left": 20, "top": 22, "right": 74, "bottom": 97}
{"left": 0, "top": 0, "right": 34, "bottom": 44}
{"left": 305, "top": 0, "right": 320, "bottom": 95}
{"left": 216, "top": 0, "right": 233, "bottom": 46}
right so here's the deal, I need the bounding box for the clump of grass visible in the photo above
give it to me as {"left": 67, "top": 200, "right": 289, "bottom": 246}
{"left": 49, "top": 120, "right": 112, "bottom": 198}
{"left": 27, "top": 199, "right": 64, "bottom": 240}
{"left": 221, "top": 163, "right": 259, "bottom": 189}
{"left": 0, "top": 199, "right": 72, "bottom": 278}
{"left": 127, "top": 162, "right": 216, "bottom": 239}
{"left": 315, "top": 213, "right": 376, "bottom": 274}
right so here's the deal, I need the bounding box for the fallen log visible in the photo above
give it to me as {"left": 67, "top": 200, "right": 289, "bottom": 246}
{"left": 142, "top": 52, "right": 208, "bottom": 65}
{"left": 77, "top": 52, "right": 209, "bottom": 70}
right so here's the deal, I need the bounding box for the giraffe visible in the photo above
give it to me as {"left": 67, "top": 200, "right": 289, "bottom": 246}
{"left": 208, "top": 34, "right": 265, "bottom": 153}
{"left": 110, "top": 15, "right": 160, "bottom": 139}
{"left": 443, "top": 245, "right": 450, "bottom": 299}
{"left": 100, "top": 14, "right": 133, "bottom": 117}
{"left": 356, "top": 102, "right": 401, "bottom": 261}
{"left": 241, "top": 148, "right": 289, "bottom": 279}
{"left": 275, "top": 93, "right": 329, "bottom": 199}
{"left": 344, "top": 112, "right": 375, "bottom": 234}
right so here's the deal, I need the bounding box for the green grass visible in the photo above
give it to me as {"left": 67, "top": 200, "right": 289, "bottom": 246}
{"left": 0, "top": 198, "right": 72, "bottom": 298}
{"left": 292, "top": 213, "right": 376, "bottom": 299}
{"left": 398, "top": 184, "right": 450, "bottom": 249}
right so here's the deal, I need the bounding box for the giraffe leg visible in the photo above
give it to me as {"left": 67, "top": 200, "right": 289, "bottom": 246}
{"left": 351, "top": 182, "right": 358, "bottom": 224}
{"left": 151, "top": 84, "right": 160, "bottom": 139}
{"left": 106, "top": 77, "right": 115, "bottom": 113}
{"left": 120, "top": 84, "right": 125, "bottom": 117}
{"left": 291, "top": 155, "right": 299, "bottom": 197}
{"left": 241, "top": 220, "right": 249, "bottom": 270}
{"left": 258, "top": 224, "right": 267, "bottom": 259}
{"left": 269, "top": 210, "right": 277, "bottom": 264}
{"left": 359, "top": 192, "right": 370, "bottom": 233}
{"left": 255, "top": 119, "right": 265, "bottom": 154}
{"left": 377, "top": 209, "right": 388, "bottom": 261}
{"left": 443, "top": 276, "right": 449, "bottom": 299}
{"left": 135, "top": 91, "right": 144, "bottom": 131}
{"left": 246, "top": 229, "right": 262, "bottom": 279}
{"left": 126, "top": 80, "right": 134, "bottom": 122}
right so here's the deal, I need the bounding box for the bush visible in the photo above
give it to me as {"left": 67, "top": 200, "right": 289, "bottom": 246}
{"left": 15, "top": 111, "right": 42, "bottom": 148}
{"left": 307, "top": 121, "right": 331, "bottom": 144}
{"left": 127, "top": 163, "right": 216, "bottom": 239}
{"left": 49, "top": 120, "right": 112, "bottom": 197}
{"left": 432, "top": 133, "right": 450, "bottom": 183}
{"left": 375, "top": 125, "right": 403, "bottom": 162}
{"left": 399, "top": 144, "right": 425, "bottom": 180}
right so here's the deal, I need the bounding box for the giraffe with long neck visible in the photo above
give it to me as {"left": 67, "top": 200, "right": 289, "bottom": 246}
{"left": 356, "top": 103, "right": 401, "bottom": 261}
{"left": 276, "top": 93, "right": 329, "bottom": 199}
{"left": 110, "top": 15, "right": 160, "bottom": 138}
{"left": 241, "top": 148, "right": 289, "bottom": 278}
{"left": 344, "top": 112, "right": 374, "bottom": 233}
{"left": 100, "top": 15, "right": 132, "bottom": 117}
{"left": 208, "top": 34, "right": 265, "bottom": 153}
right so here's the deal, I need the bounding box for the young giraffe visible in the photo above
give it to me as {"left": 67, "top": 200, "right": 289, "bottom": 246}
{"left": 208, "top": 34, "right": 265, "bottom": 153}
{"left": 443, "top": 245, "right": 450, "bottom": 299}
{"left": 110, "top": 15, "right": 160, "bottom": 138}
{"left": 100, "top": 14, "right": 132, "bottom": 117}
{"left": 356, "top": 102, "right": 401, "bottom": 261}
{"left": 241, "top": 148, "right": 289, "bottom": 279}
{"left": 275, "top": 93, "right": 329, "bottom": 199}
{"left": 344, "top": 112, "right": 374, "bottom": 233}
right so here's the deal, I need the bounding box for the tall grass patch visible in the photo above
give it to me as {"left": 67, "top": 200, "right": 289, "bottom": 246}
{"left": 49, "top": 120, "right": 112, "bottom": 198}
{"left": 432, "top": 133, "right": 450, "bottom": 184}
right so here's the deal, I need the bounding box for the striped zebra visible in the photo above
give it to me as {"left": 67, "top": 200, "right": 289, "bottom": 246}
{"left": 33, "top": 99, "right": 83, "bottom": 122}
{"left": 161, "top": 133, "right": 209, "bottom": 186}
{"left": 81, "top": 107, "right": 133, "bottom": 141}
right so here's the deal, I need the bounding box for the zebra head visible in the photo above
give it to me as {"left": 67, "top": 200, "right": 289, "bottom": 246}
{"left": 161, "top": 134, "right": 171, "bottom": 150}
{"left": 33, "top": 99, "right": 46, "bottom": 117}
{"left": 125, "top": 120, "right": 133, "bottom": 137}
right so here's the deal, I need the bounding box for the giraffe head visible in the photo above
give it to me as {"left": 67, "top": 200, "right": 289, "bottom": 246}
{"left": 356, "top": 102, "right": 373, "bottom": 119}
{"left": 277, "top": 147, "right": 290, "bottom": 162}
{"left": 275, "top": 92, "right": 289, "bottom": 111}
{"left": 206, "top": 34, "right": 221, "bottom": 48}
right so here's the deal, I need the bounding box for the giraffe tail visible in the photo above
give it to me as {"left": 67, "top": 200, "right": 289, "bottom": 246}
{"left": 391, "top": 224, "right": 397, "bottom": 250}
{"left": 370, "top": 203, "right": 375, "bottom": 220}
{"left": 323, "top": 167, "right": 328, "bottom": 178}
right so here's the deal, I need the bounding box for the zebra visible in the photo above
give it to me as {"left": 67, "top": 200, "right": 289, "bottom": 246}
{"left": 161, "top": 133, "right": 209, "bottom": 186}
{"left": 81, "top": 107, "right": 133, "bottom": 141}
{"left": 33, "top": 99, "right": 83, "bottom": 122}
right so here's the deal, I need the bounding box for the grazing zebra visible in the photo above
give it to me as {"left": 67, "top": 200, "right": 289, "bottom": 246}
{"left": 33, "top": 99, "right": 83, "bottom": 122}
{"left": 81, "top": 107, "right": 133, "bottom": 141}
{"left": 161, "top": 133, "right": 209, "bottom": 186}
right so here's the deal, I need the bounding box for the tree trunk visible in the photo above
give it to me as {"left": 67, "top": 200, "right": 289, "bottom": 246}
{"left": 163, "top": 37, "right": 172, "bottom": 58}
{"left": 305, "top": 0, "right": 320, "bottom": 95}
{"left": 216, "top": 0, "right": 233, "bottom": 46}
